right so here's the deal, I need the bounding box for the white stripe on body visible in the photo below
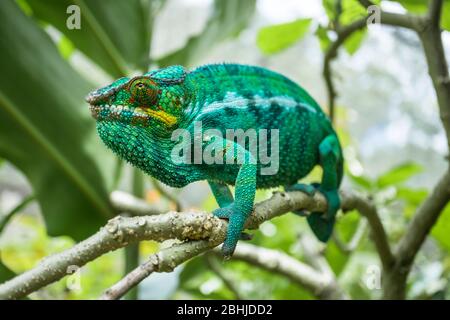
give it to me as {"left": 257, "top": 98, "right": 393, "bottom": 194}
{"left": 200, "top": 92, "right": 318, "bottom": 115}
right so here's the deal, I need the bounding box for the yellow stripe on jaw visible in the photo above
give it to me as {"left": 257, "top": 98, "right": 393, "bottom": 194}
{"left": 135, "top": 107, "right": 178, "bottom": 127}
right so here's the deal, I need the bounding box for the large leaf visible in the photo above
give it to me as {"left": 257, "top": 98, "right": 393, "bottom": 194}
{"left": 257, "top": 19, "right": 312, "bottom": 55}
{"left": 157, "top": 0, "right": 256, "bottom": 67}
{"left": 0, "top": 1, "right": 114, "bottom": 241}
{"left": 0, "top": 259, "right": 15, "bottom": 283}
{"left": 26, "top": 0, "right": 156, "bottom": 76}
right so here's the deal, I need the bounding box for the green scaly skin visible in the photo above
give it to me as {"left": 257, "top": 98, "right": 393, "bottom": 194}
{"left": 86, "top": 64, "right": 344, "bottom": 257}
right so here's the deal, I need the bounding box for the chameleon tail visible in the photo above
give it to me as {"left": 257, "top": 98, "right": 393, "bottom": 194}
{"left": 289, "top": 134, "right": 343, "bottom": 242}
{"left": 307, "top": 134, "right": 343, "bottom": 242}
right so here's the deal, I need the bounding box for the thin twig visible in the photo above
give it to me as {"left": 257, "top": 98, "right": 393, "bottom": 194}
{"left": 323, "top": 18, "right": 368, "bottom": 122}
{"left": 332, "top": 218, "right": 368, "bottom": 254}
{"left": 0, "top": 195, "right": 34, "bottom": 233}
{"left": 341, "top": 192, "right": 395, "bottom": 270}
{"left": 205, "top": 253, "right": 244, "bottom": 300}
{"left": 110, "top": 190, "right": 167, "bottom": 216}
{"left": 222, "top": 242, "right": 347, "bottom": 300}
{"left": 150, "top": 178, "right": 182, "bottom": 211}
{"left": 100, "top": 241, "right": 210, "bottom": 300}
{"left": 356, "top": 0, "right": 421, "bottom": 30}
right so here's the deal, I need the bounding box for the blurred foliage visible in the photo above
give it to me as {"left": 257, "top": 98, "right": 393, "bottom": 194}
{"left": 0, "top": 1, "right": 114, "bottom": 240}
{"left": 158, "top": 0, "right": 256, "bottom": 67}
{"left": 0, "top": 0, "right": 449, "bottom": 300}
{"left": 257, "top": 19, "right": 312, "bottom": 55}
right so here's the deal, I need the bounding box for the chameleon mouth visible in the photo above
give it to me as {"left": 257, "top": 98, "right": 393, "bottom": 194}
{"left": 89, "top": 104, "right": 150, "bottom": 123}
{"left": 89, "top": 104, "right": 177, "bottom": 127}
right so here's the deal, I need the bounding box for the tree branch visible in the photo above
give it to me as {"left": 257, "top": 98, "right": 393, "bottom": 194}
{"left": 325, "top": 0, "right": 426, "bottom": 121}
{"left": 100, "top": 240, "right": 211, "bottom": 300}
{"left": 428, "top": 0, "right": 443, "bottom": 24}
{"left": 0, "top": 189, "right": 375, "bottom": 300}
{"left": 0, "top": 195, "right": 34, "bottom": 233}
{"left": 341, "top": 191, "right": 395, "bottom": 270}
{"left": 323, "top": 18, "right": 368, "bottom": 122}
{"left": 332, "top": 218, "right": 368, "bottom": 254}
{"left": 222, "top": 242, "right": 347, "bottom": 300}
{"left": 204, "top": 253, "right": 244, "bottom": 300}
{"left": 150, "top": 178, "right": 182, "bottom": 211}
{"left": 390, "top": 0, "right": 450, "bottom": 272}
{"left": 396, "top": 171, "right": 450, "bottom": 268}
{"left": 357, "top": 0, "right": 422, "bottom": 30}
{"left": 110, "top": 190, "right": 167, "bottom": 216}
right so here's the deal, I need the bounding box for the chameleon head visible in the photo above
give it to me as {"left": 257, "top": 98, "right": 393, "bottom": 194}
{"left": 86, "top": 65, "right": 190, "bottom": 131}
{"left": 86, "top": 66, "right": 194, "bottom": 182}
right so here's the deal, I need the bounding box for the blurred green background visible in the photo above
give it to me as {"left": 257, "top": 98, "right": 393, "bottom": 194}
{"left": 0, "top": 0, "right": 449, "bottom": 299}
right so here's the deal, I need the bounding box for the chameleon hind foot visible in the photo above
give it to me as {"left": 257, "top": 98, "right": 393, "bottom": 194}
{"left": 285, "top": 183, "right": 320, "bottom": 216}
{"left": 286, "top": 183, "right": 340, "bottom": 242}
{"left": 239, "top": 232, "right": 253, "bottom": 240}
{"left": 212, "top": 204, "right": 234, "bottom": 219}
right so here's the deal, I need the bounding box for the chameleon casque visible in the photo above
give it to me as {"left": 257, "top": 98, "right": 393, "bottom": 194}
{"left": 86, "top": 64, "right": 343, "bottom": 257}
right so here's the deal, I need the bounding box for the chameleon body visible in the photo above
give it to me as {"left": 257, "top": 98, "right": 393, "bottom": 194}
{"left": 86, "top": 64, "right": 343, "bottom": 257}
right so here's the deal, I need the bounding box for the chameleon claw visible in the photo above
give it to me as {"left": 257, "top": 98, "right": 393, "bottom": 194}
{"left": 286, "top": 182, "right": 320, "bottom": 216}
{"left": 239, "top": 232, "right": 253, "bottom": 241}
{"left": 212, "top": 205, "right": 234, "bottom": 219}
{"left": 285, "top": 183, "right": 319, "bottom": 196}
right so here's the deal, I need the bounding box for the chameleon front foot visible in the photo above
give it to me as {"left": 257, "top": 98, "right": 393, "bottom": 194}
{"left": 213, "top": 204, "right": 247, "bottom": 258}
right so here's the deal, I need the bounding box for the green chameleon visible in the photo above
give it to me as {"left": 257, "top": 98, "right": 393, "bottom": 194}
{"left": 86, "top": 64, "right": 343, "bottom": 257}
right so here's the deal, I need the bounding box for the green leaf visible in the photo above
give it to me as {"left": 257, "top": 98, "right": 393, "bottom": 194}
{"left": 344, "top": 29, "right": 367, "bottom": 55}
{"left": 441, "top": 1, "right": 450, "bottom": 31}
{"left": 157, "top": 0, "right": 256, "bottom": 67}
{"left": 322, "top": 0, "right": 335, "bottom": 22}
{"left": 0, "top": 1, "right": 114, "bottom": 241}
{"left": 348, "top": 173, "right": 374, "bottom": 190}
{"left": 322, "top": 0, "right": 382, "bottom": 26}
{"left": 316, "top": 26, "right": 332, "bottom": 52}
{"left": 396, "top": 187, "right": 428, "bottom": 218}
{"left": 326, "top": 212, "right": 360, "bottom": 275}
{"left": 393, "top": 0, "right": 428, "bottom": 13}
{"left": 432, "top": 203, "right": 450, "bottom": 252}
{"left": 25, "top": 0, "right": 156, "bottom": 76}
{"left": 57, "top": 35, "right": 75, "bottom": 60}
{"left": 340, "top": 0, "right": 368, "bottom": 25}
{"left": 257, "top": 19, "right": 312, "bottom": 55}
{"left": 396, "top": 187, "right": 428, "bottom": 206}
{"left": 376, "top": 162, "right": 423, "bottom": 188}
{"left": 0, "top": 259, "right": 15, "bottom": 283}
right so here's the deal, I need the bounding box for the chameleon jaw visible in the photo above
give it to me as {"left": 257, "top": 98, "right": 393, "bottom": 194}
{"left": 89, "top": 104, "right": 177, "bottom": 127}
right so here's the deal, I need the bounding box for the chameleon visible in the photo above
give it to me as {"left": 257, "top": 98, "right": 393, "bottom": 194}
{"left": 86, "top": 63, "right": 344, "bottom": 257}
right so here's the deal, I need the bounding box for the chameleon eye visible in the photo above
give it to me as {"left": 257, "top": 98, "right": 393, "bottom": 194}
{"left": 130, "top": 77, "right": 159, "bottom": 106}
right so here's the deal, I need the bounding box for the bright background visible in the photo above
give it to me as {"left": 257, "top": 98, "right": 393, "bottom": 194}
{"left": 0, "top": 0, "right": 449, "bottom": 299}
